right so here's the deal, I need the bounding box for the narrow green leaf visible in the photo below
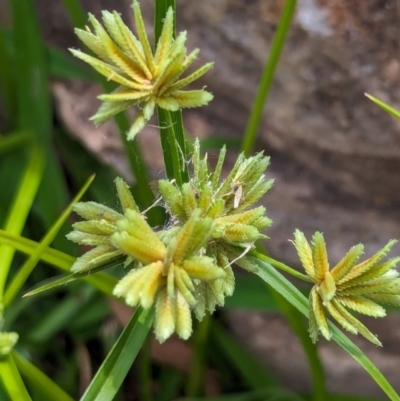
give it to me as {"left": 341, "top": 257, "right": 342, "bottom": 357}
{"left": 0, "top": 230, "right": 74, "bottom": 270}
{"left": 0, "top": 132, "right": 32, "bottom": 155}
{"left": 243, "top": 251, "right": 400, "bottom": 401}
{"left": 365, "top": 93, "right": 400, "bottom": 120}
{"left": 11, "top": 0, "right": 71, "bottom": 249}
{"left": 3, "top": 174, "right": 95, "bottom": 306}
{"left": 61, "top": 0, "right": 87, "bottom": 28}
{"left": 0, "top": 27, "right": 16, "bottom": 125}
{"left": 0, "top": 230, "right": 117, "bottom": 296}
{"left": 0, "top": 145, "right": 45, "bottom": 301}
{"left": 80, "top": 306, "right": 153, "bottom": 401}
{"left": 0, "top": 355, "right": 32, "bottom": 401}
{"left": 12, "top": 351, "right": 74, "bottom": 401}
{"left": 11, "top": 0, "right": 51, "bottom": 143}
{"left": 23, "top": 257, "right": 123, "bottom": 298}
{"left": 241, "top": 0, "right": 297, "bottom": 155}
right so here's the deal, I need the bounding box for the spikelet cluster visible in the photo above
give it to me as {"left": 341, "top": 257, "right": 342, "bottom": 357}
{"left": 67, "top": 142, "right": 273, "bottom": 342}
{"left": 158, "top": 139, "right": 273, "bottom": 319}
{"left": 70, "top": 0, "right": 213, "bottom": 140}
{"left": 66, "top": 177, "right": 136, "bottom": 273}
{"left": 293, "top": 230, "right": 400, "bottom": 346}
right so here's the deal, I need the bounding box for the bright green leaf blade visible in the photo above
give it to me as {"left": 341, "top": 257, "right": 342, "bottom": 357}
{"left": 244, "top": 251, "right": 400, "bottom": 401}
{"left": 23, "top": 256, "right": 124, "bottom": 298}
{"left": 12, "top": 351, "right": 74, "bottom": 401}
{"left": 0, "top": 230, "right": 117, "bottom": 296}
{"left": 365, "top": 93, "right": 400, "bottom": 119}
{"left": 79, "top": 306, "right": 153, "bottom": 401}
{"left": 0, "top": 145, "right": 45, "bottom": 301}
{"left": 0, "top": 355, "right": 32, "bottom": 401}
{"left": 3, "top": 174, "right": 95, "bottom": 306}
{"left": 241, "top": 0, "right": 297, "bottom": 156}
{"left": 0, "top": 230, "right": 75, "bottom": 270}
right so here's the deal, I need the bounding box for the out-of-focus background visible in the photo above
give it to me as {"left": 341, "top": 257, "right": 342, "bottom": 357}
{"left": 1, "top": 0, "right": 400, "bottom": 399}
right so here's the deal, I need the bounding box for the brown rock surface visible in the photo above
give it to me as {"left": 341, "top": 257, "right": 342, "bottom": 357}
{"left": 27, "top": 0, "right": 400, "bottom": 397}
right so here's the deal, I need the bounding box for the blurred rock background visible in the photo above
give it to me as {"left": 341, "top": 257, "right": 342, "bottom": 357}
{"left": 4, "top": 0, "right": 400, "bottom": 397}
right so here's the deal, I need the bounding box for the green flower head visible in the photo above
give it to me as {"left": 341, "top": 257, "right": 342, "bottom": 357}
{"left": 70, "top": 0, "right": 214, "bottom": 139}
{"left": 293, "top": 230, "right": 400, "bottom": 346}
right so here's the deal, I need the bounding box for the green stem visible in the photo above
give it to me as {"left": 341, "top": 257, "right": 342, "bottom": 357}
{"left": 272, "top": 293, "right": 327, "bottom": 401}
{"left": 155, "top": 0, "right": 189, "bottom": 185}
{"left": 12, "top": 351, "right": 74, "bottom": 401}
{"left": 61, "top": 0, "right": 158, "bottom": 219}
{"left": 241, "top": 0, "right": 297, "bottom": 155}
{"left": 103, "top": 86, "right": 157, "bottom": 216}
{"left": 158, "top": 108, "right": 186, "bottom": 185}
{"left": 255, "top": 252, "right": 314, "bottom": 283}
{"left": 0, "top": 355, "right": 32, "bottom": 401}
{"left": 138, "top": 334, "right": 153, "bottom": 401}
{"left": 185, "top": 314, "right": 211, "bottom": 397}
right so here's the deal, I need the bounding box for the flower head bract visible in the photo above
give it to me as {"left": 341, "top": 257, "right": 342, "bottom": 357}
{"left": 70, "top": 0, "right": 214, "bottom": 139}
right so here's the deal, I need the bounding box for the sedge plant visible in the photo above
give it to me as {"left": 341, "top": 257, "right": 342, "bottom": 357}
{"left": 1, "top": 0, "right": 400, "bottom": 400}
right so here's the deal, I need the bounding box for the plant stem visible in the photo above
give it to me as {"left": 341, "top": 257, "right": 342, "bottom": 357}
{"left": 155, "top": 0, "right": 189, "bottom": 185}
{"left": 185, "top": 314, "right": 210, "bottom": 397}
{"left": 272, "top": 293, "right": 327, "bottom": 401}
{"left": 254, "top": 252, "right": 314, "bottom": 283}
{"left": 241, "top": 0, "right": 297, "bottom": 155}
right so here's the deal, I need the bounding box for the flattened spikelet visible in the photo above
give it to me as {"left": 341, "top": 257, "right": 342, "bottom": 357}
{"left": 330, "top": 244, "right": 365, "bottom": 282}
{"left": 293, "top": 229, "right": 315, "bottom": 279}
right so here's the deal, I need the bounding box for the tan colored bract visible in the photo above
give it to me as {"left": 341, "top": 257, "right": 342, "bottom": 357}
{"left": 70, "top": 0, "right": 213, "bottom": 140}
{"left": 293, "top": 229, "right": 400, "bottom": 346}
